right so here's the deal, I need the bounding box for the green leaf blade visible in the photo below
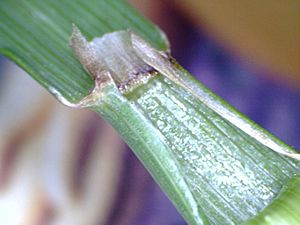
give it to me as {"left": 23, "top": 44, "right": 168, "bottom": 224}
{"left": 1, "top": 1, "right": 300, "bottom": 224}
{"left": 0, "top": 0, "right": 168, "bottom": 101}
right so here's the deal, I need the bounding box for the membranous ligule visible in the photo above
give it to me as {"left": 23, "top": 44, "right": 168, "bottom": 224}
{"left": 71, "top": 26, "right": 159, "bottom": 94}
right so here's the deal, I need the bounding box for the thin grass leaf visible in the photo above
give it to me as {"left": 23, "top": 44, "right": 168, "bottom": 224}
{"left": 1, "top": 1, "right": 300, "bottom": 225}
{"left": 0, "top": 0, "right": 168, "bottom": 102}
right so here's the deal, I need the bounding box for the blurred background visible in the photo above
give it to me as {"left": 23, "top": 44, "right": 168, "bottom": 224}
{"left": 0, "top": 0, "right": 299, "bottom": 224}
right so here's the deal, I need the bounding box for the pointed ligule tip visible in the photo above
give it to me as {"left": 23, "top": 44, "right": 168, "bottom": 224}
{"left": 70, "top": 24, "right": 99, "bottom": 79}
{"left": 70, "top": 24, "right": 88, "bottom": 51}
{"left": 71, "top": 23, "right": 80, "bottom": 35}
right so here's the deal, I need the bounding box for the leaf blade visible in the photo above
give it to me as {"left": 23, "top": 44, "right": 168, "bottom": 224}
{"left": 1, "top": 1, "right": 300, "bottom": 224}
{"left": 0, "top": 0, "right": 168, "bottom": 101}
